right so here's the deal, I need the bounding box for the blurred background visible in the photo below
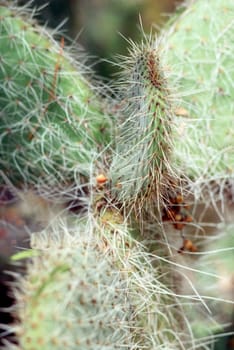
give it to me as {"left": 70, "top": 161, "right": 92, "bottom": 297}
{"left": 17, "top": 0, "right": 183, "bottom": 79}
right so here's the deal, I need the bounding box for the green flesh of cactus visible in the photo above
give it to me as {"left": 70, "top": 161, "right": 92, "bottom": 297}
{"left": 8, "top": 218, "right": 193, "bottom": 350}
{"left": 17, "top": 231, "right": 133, "bottom": 350}
{"left": 111, "top": 42, "right": 175, "bottom": 210}
{"left": 0, "top": 5, "right": 111, "bottom": 190}
{"left": 111, "top": 0, "right": 234, "bottom": 211}
{"left": 164, "top": 0, "right": 234, "bottom": 183}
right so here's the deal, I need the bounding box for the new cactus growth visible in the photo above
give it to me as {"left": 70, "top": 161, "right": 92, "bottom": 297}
{"left": 112, "top": 0, "right": 234, "bottom": 216}
{"left": 111, "top": 39, "right": 175, "bottom": 213}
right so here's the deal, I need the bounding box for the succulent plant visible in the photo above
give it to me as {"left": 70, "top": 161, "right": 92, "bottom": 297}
{"left": 110, "top": 39, "right": 175, "bottom": 213}
{"left": 3, "top": 215, "right": 195, "bottom": 350}
{"left": 0, "top": 0, "right": 233, "bottom": 349}
{"left": 111, "top": 0, "right": 234, "bottom": 212}
{"left": 0, "top": 3, "right": 112, "bottom": 196}
{"left": 164, "top": 0, "right": 234, "bottom": 191}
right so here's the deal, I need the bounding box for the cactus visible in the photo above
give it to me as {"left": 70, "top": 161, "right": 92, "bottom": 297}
{"left": 4, "top": 216, "right": 194, "bottom": 350}
{"left": 0, "top": 4, "right": 112, "bottom": 195}
{"left": 164, "top": 0, "right": 234, "bottom": 190}
{"left": 111, "top": 0, "right": 234, "bottom": 215}
{"left": 0, "top": 0, "right": 233, "bottom": 350}
{"left": 111, "top": 38, "right": 176, "bottom": 213}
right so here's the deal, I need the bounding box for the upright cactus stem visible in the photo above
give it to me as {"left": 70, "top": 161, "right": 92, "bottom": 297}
{"left": 111, "top": 0, "right": 234, "bottom": 223}
{"left": 111, "top": 40, "right": 176, "bottom": 214}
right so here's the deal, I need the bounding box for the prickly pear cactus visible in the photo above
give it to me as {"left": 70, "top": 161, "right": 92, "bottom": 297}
{"left": 0, "top": 0, "right": 233, "bottom": 350}
{"left": 164, "top": 0, "right": 234, "bottom": 189}
{"left": 12, "top": 223, "right": 135, "bottom": 350}
{"left": 7, "top": 217, "right": 193, "bottom": 350}
{"left": 0, "top": 4, "right": 112, "bottom": 194}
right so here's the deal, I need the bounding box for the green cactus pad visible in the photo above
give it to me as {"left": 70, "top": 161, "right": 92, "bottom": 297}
{"left": 6, "top": 217, "right": 194, "bottom": 350}
{"left": 0, "top": 5, "right": 112, "bottom": 193}
{"left": 164, "top": 0, "right": 234, "bottom": 186}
